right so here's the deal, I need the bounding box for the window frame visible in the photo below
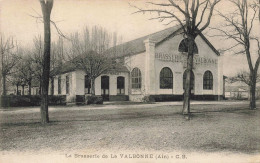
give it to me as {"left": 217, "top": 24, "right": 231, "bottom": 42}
{"left": 178, "top": 38, "right": 198, "bottom": 54}
{"left": 66, "top": 75, "right": 70, "bottom": 95}
{"left": 117, "top": 76, "right": 125, "bottom": 95}
{"left": 203, "top": 70, "right": 213, "bottom": 90}
{"left": 160, "top": 67, "right": 173, "bottom": 89}
{"left": 131, "top": 68, "right": 142, "bottom": 89}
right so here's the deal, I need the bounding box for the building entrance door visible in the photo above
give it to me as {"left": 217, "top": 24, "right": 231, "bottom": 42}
{"left": 101, "top": 76, "right": 109, "bottom": 101}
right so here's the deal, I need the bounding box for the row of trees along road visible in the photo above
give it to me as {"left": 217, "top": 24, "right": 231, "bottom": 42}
{"left": 9, "top": 35, "right": 64, "bottom": 96}
{"left": 0, "top": 36, "right": 21, "bottom": 96}
{"left": 1, "top": 0, "right": 119, "bottom": 124}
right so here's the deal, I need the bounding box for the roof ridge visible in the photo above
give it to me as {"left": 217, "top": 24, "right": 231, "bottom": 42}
{"left": 114, "top": 24, "right": 181, "bottom": 47}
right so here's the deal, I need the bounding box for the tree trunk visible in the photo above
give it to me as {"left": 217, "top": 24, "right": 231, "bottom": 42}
{"left": 22, "top": 85, "right": 25, "bottom": 95}
{"left": 249, "top": 72, "right": 257, "bottom": 109}
{"left": 40, "top": 0, "right": 53, "bottom": 124}
{"left": 183, "top": 36, "right": 195, "bottom": 116}
{"left": 2, "top": 74, "right": 6, "bottom": 96}
{"left": 91, "top": 78, "right": 95, "bottom": 95}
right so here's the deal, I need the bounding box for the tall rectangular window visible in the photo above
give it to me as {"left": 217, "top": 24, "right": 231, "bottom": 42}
{"left": 203, "top": 71, "right": 213, "bottom": 90}
{"left": 117, "top": 76, "right": 125, "bottom": 95}
{"left": 131, "top": 68, "right": 141, "bottom": 89}
{"left": 160, "top": 67, "right": 173, "bottom": 89}
{"left": 51, "top": 77, "right": 54, "bottom": 95}
{"left": 66, "top": 75, "right": 70, "bottom": 94}
{"left": 58, "top": 76, "right": 61, "bottom": 94}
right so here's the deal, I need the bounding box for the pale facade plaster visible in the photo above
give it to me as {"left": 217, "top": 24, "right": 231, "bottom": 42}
{"left": 125, "top": 31, "right": 222, "bottom": 100}
{"left": 51, "top": 30, "right": 223, "bottom": 102}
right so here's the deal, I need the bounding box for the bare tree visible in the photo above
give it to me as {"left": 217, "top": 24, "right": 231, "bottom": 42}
{"left": 131, "top": 0, "right": 221, "bottom": 116}
{"left": 39, "top": 0, "right": 53, "bottom": 124}
{"left": 8, "top": 61, "right": 24, "bottom": 95}
{"left": 211, "top": 0, "right": 259, "bottom": 109}
{"left": 8, "top": 73, "right": 23, "bottom": 95}
{"left": 28, "top": 36, "right": 44, "bottom": 95}
{"left": 51, "top": 36, "right": 66, "bottom": 71}
{"left": 17, "top": 54, "right": 36, "bottom": 95}
{"left": 0, "top": 36, "right": 20, "bottom": 96}
{"left": 68, "top": 26, "right": 115, "bottom": 95}
{"left": 23, "top": 35, "right": 65, "bottom": 96}
{"left": 228, "top": 70, "right": 260, "bottom": 86}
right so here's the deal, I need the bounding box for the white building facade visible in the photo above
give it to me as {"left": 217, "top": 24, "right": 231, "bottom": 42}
{"left": 51, "top": 26, "right": 224, "bottom": 103}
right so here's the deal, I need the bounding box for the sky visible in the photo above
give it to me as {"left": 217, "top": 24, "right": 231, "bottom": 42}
{"left": 0, "top": 0, "right": 259, "bottom": 77}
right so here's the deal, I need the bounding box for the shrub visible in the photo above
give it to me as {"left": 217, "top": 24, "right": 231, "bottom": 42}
{"left": 0, "top": 95, "right": 66, "bottom": 107}
{"left": 142, "top": 95, "right": 155, "bottom": 103}
{"left": 75, "top": 95, "right": 86, "bottom": 105}
{"left": 49, "top": 95, "right": 66, "bottom": 105}
{"left": 86, "top": 95, "right": 103, "bottom": 105}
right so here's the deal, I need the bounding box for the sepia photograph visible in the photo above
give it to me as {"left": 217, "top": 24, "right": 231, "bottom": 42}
{"left": 0, "top": 0, "right": 260, "bottom": 162}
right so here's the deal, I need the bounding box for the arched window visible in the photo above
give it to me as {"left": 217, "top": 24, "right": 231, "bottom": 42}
{"left": 117, "top": 76, "right": 125, "bottom": 94}
{"left": 203, "top": 71, "right": 213, "bottom": 90}
{"left": 160, "top": 67, "right": 173, "bottom": 89}
{"left": 183, "top": 70, "right": 195, "bottom": 90}
{"left": 178, "top": 38, "right": 198, "bottom": 54}
{"left": 131, "top": 68, "right": 141, "bottom": 89}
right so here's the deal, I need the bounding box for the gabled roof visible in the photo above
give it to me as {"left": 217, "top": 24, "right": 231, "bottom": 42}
{"left": 51, "top": 60, "right": 77, "bottom": 76}
{"left": 106, "top": 24, "right": 220, "bottom": 58}
{"left": 104, "top": 62, "right": 129, "bottom": 73}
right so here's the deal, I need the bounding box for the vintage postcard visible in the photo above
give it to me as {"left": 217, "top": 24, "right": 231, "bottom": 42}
{"left": 0, "top": 0, "right": 259, "bottom": 162}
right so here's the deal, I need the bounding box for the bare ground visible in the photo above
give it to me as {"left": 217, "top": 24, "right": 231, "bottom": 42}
{"left": 0, "top": 101, "right": 260, "bottom": 156}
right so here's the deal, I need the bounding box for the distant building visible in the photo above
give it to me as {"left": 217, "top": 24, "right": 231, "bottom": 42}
{"left": 51, "top": 25, "right": 224, "bottom": 103}
{"left": 7, "top": 81, "right": 40, "bottom": 96}
{"left": 225, "top": 85, "right": 260, "bottom": 100}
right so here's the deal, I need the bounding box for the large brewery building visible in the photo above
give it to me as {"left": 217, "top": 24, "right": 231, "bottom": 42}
{"left": 51, "top": 25, "right": 224, "bottom": 102}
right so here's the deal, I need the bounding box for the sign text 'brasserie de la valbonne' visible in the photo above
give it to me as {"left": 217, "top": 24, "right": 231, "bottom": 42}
{"left": 155, "top": 52, "right": 217, "bottom": 66}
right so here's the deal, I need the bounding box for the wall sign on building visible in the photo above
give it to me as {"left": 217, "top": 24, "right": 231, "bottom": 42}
{"left": 155, "top": 52, "right": 218, "bottom": 66}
